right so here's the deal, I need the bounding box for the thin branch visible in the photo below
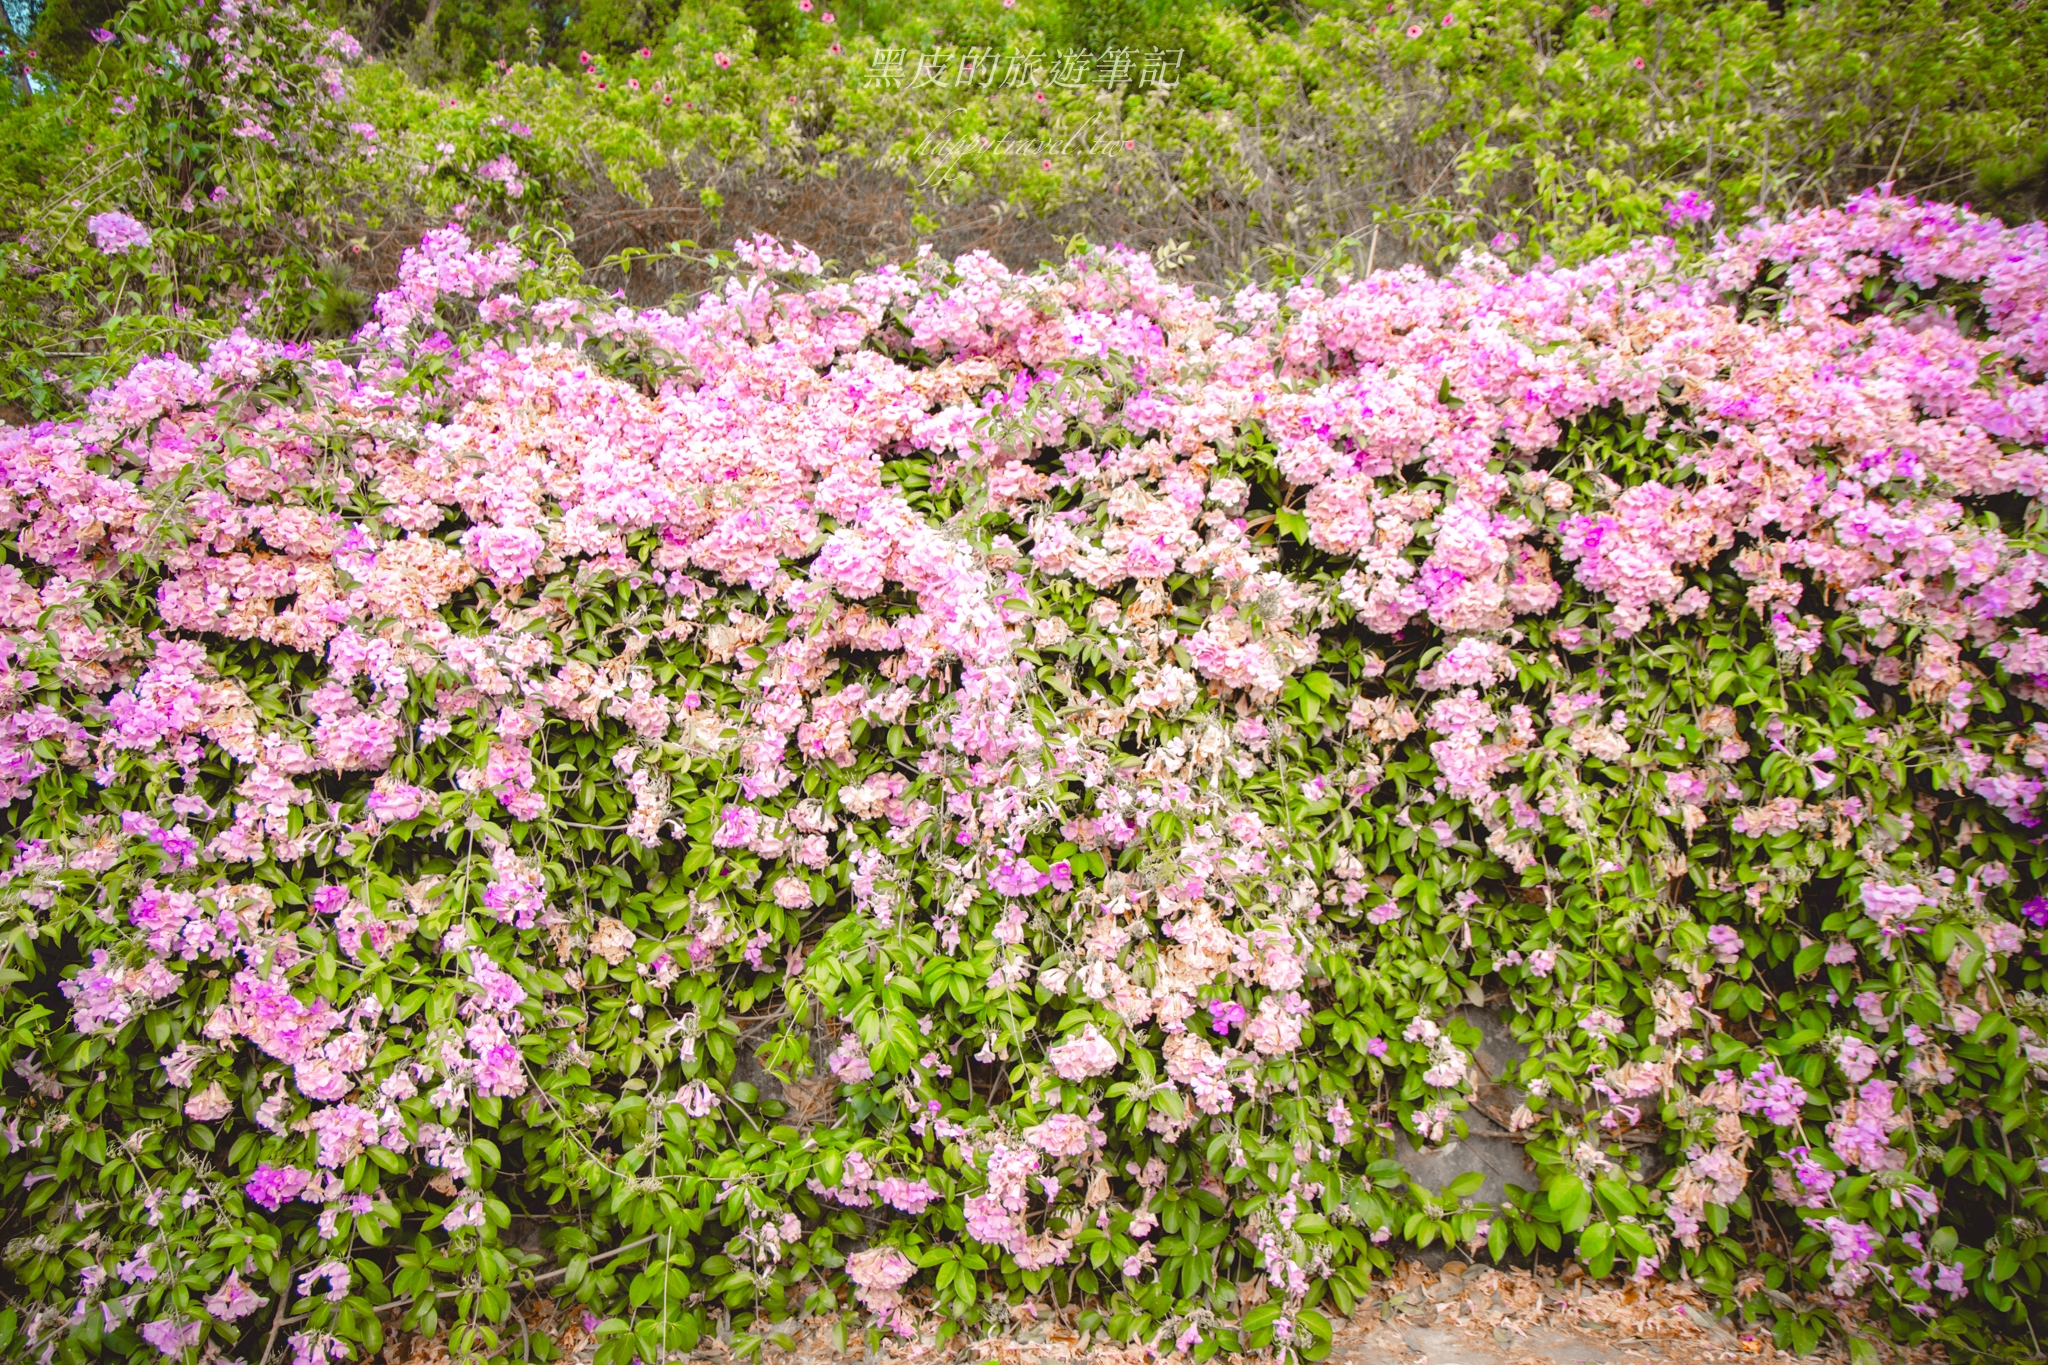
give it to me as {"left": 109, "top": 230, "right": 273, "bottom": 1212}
{"left": 278, "top": 1232, "right": 664, "bottom": 1329}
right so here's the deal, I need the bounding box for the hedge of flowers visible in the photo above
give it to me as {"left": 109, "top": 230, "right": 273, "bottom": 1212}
{"left": 0, "top": 187, "right": 2046, "bottom": 1365}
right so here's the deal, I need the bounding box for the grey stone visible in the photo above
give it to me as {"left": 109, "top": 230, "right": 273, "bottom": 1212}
{"left": 1394, "top": 1003, "right": 1538, "bottom": 1208}
{"left": 1394, "top": 1130, "right": 1536, "bottom": 1208}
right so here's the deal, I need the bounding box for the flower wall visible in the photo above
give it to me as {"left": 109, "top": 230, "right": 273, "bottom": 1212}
{"left": 1, "top": 188, "right": 2047, "bottom": 1365}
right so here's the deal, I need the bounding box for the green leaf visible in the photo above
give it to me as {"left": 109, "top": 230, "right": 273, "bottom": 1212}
{"left": 1578, "top": 1221, "right": 1611, "bottom": 1263}
{"left": 1546, "top": 1176, "right": 1585, "bottom": 1213}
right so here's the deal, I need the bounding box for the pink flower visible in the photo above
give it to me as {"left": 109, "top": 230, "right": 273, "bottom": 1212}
{"left": 185, "top": 1082, "right": 232, "bottom": 1121}
{"left": 1836, "top": 1036, "right": 1880, "bottom": 1083}
{"left": 845, "top": 1246, "right": 917, "bottom": 1315}
{"left": 204, "top": 1269, "right": 268, "bottom": 1320}
{"left": 828, "top": 1035, "right": 873, "bottom": 1082}
{"left": 877, "top": 1177, "right": 937, "bottom": 1213}
{"left": 86, "top": 210, "right": 151, "bottom": 254}
{"left": 139, "top": 1318, "right": 202, "bottom": 1355}
{"left": 297, "top": 1260, "right": 352, "bottom": 1302}
{"left": 1819, "top": 1218, "right": 1879, "bottom": 1294}
{"left": 1048, "top": 1025, "right": 1118, "bottom": 1080}
{"left": 1739, "top": 1061, "right": 1808, "bottom": 1125}
{"left": 1022, "top": 1112, "right": 1101, "bottom": 1156}
{"left": 366, "top": 781, "right": 428, "bottom": 823}
{"left": 714, "top": 50, "right": 731, "bottom": 68}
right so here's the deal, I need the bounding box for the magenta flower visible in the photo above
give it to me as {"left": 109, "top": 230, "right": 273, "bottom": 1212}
{"left": 90, "top": 27, "right": 115, "bottom": 42}
{"left": 244, "top": 1163, "right": 313, "bottom": 1211}
{"left": 1664, "top": 190, "right": 1716, "bottom": 227}
{"left": 1207, "top": 999, "right": 1247, "bottom": 1035}
{"left": 2021, "top": 896, "right": 2048, "bottom": 927}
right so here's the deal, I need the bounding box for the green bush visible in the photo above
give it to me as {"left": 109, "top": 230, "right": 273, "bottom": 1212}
{"left": 3, "top": 0, "right": 2042, "bottom": 420}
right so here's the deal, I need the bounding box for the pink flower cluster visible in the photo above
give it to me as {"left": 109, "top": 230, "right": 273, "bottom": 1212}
{"left": 86, "top": 211, "right": 152, "bottom": 255}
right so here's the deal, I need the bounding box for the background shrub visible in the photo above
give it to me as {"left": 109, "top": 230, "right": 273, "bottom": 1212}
{"left": 1, "top": 0, "right": 2044, "bottom": 420}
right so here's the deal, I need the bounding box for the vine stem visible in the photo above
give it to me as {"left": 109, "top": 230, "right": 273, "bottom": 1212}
{"left": 259, "top": 1282, "right": 289, "bottom": 1364}
{"left": 276, "top": 1232, "right": 663, "bottom": 1329}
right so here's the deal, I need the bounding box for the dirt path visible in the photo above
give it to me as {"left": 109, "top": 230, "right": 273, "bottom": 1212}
{"left": 383, "top": 1260, "right": 1915, "bottom": 1365}
{"left": 1323, "top": 1261, "right": 1762, "bottom": 1365}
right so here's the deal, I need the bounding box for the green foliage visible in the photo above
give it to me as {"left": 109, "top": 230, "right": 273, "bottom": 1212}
{"left": 0, "top": 0, "right": 372, "bottom": 413}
